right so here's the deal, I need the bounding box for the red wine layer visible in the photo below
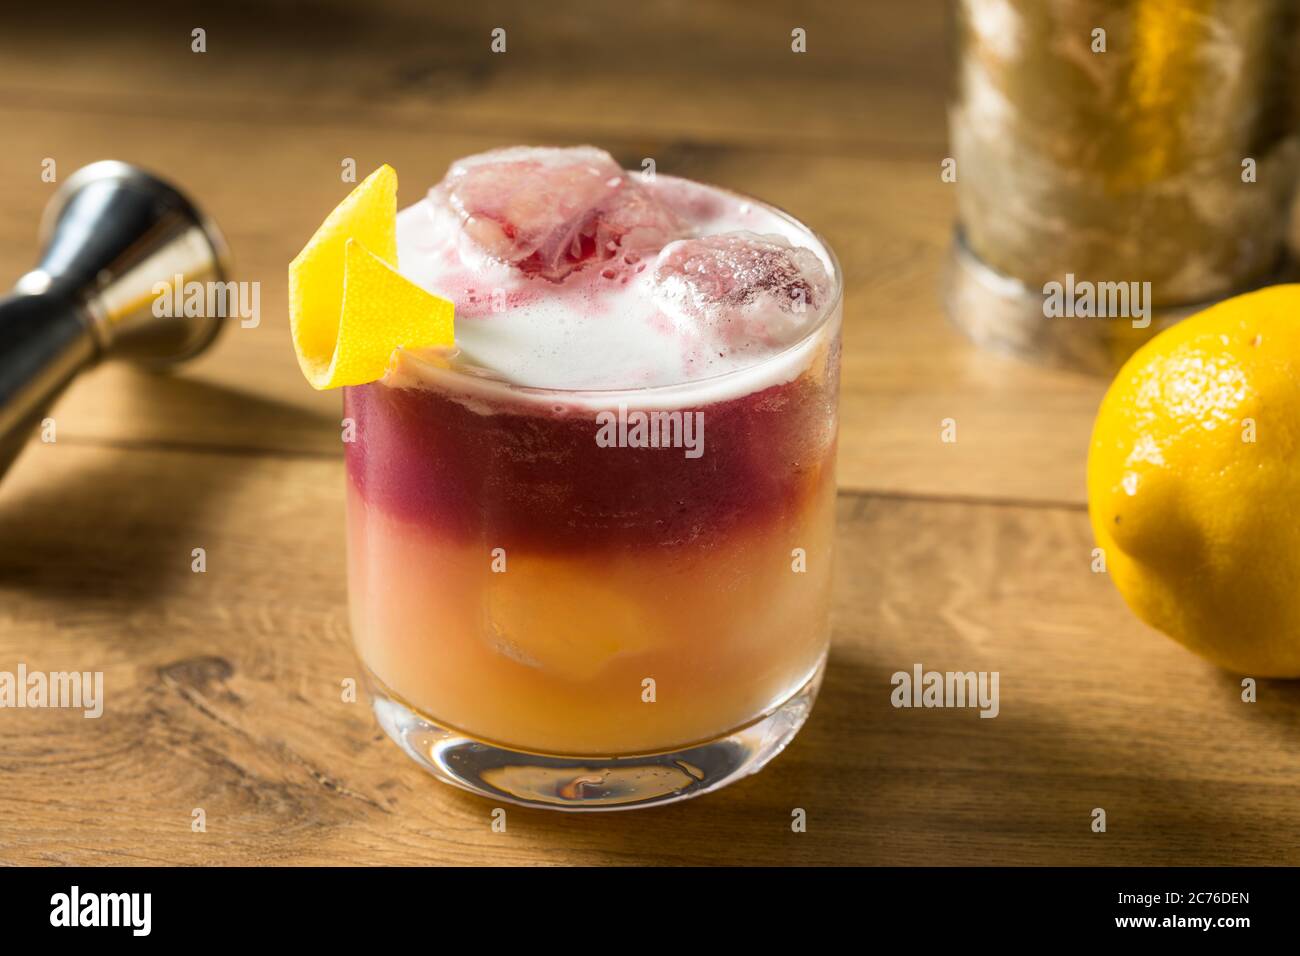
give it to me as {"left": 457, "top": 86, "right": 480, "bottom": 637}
{"left": 344, "top": 348, "right": 838, "bottom": 553}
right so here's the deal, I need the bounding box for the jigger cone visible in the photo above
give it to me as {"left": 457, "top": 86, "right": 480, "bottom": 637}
{"left": 0, "top": 161, "right": 231, "bottom": 479}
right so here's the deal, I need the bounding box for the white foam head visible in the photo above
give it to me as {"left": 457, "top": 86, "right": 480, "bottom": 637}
{"left": 387, "top": 146, "right": 839, "bottom": 407}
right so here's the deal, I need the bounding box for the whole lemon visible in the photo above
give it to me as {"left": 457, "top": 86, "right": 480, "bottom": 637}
{"left": 1087, "top": 284, "right": 1300, "bottom": 677}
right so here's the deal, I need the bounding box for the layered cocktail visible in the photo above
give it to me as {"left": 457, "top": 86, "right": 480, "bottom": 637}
{"left": 294, "top": 147, "right": 840, "bottom": 809}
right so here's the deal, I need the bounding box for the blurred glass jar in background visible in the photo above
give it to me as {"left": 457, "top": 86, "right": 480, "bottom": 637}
{"left": 946, "top": 0, "right": 1300, "bottom": 371}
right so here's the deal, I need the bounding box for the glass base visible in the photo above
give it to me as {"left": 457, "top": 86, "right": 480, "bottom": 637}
{"left": 366, "top": 656, "right": 826, "bottom": 811}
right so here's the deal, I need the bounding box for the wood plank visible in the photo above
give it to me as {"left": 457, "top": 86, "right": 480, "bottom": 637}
{"left": 2, "top": 442, "right": 1294, "bottom": 865}
{"left": 0, "top": 1, "right": 948, "bottom": 155}
{"left": 0, "top": 106, "right": 1107, "bottom": 506}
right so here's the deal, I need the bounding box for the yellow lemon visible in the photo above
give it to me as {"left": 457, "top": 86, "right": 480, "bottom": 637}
{"left": 288, "top": 164, "right": 454, "bottom": 389}
{"left": 1088, "top": 285, "right": 1300, "bottom": 676}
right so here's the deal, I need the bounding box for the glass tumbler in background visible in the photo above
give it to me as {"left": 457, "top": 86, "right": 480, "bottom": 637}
{"left": 344, "top": 204, "right": 842, "bottom": 810}
{"left": 946, "top": 0, "right": 1300, "bottom": 372}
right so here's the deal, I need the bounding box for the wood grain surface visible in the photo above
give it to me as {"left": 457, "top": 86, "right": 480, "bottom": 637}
{"left": 1, "top": 0, "right": 1297, "bottom": 866}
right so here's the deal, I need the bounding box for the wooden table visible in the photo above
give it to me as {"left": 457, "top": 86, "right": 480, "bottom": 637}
{"left": 1, "top": 1, "right": 1297, "bottom": 866}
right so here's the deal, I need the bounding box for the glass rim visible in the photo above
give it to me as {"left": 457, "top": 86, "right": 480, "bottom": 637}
{"left": 390, "top": 179, "right": 844, "bottom": 401}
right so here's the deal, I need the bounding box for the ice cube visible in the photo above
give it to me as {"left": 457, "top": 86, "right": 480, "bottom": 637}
{"left": 431, "top": 146, "right": 683, "bottom": 281}
{"left": 649, "top": 231, "right": 833, "bottom": 350}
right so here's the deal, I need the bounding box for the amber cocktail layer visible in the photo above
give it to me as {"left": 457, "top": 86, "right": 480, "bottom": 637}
{"left": 345, "top": 337, "right": 839, "bottom": 756}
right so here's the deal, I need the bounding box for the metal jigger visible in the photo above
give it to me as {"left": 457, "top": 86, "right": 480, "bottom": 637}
{"left": 0, "top": 161, "right": 231, "bottom": 479}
